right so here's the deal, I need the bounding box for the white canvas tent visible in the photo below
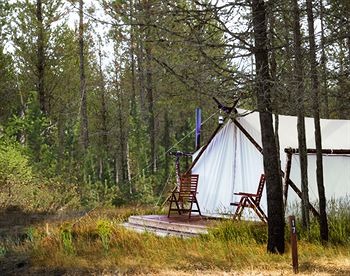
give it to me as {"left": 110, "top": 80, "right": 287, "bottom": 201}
{"left": 191, "top": 109, "right": 350, "bottom": 217}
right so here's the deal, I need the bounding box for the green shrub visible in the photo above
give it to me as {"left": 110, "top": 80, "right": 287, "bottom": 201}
{"left": 0, "top": 176, "right": 80, "bottom": 212}
{"left": 80, "top": 180, "right": 121, "bottom": 208}
{"left": 0, "top": 245, "right": 7, "bottom": 257}
{"left": 96, "top": 219, "right": 113, "bottom": 252}
{"left": 60, "top": 223, "right": 75, "bottom": 255}
{"left": 0, "top": 139, "right": 32, "bottom": 184}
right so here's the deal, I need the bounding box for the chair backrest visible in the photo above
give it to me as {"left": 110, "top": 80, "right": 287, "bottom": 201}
{"left": 179, "top": 174, "right": 199, "bottom": 194}
{"left": 255, "top": 174, "right": 266, "bottom": 205}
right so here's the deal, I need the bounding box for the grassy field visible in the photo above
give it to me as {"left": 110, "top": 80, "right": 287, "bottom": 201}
{"left": 0, "top": 206, "right": 349, "bottom": 275}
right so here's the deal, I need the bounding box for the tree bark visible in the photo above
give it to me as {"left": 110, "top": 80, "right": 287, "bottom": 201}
{"left": 292, "top": 0, "right": 310, "bottom": 230}
{"left": 319, "top": 0, "right": 329, "bottom": 118}
{"left": 252, "top": 0, "right": 285, "bottom": 254}
{"left": 129, "top": 0, "right": 137, "bottom": 120}
{"left": 79, "top": 0, "right": 89, "bottom": 150}
{"left": 267, "top": 3, "right": 281, "bottom": 176}
{"left": 135, "top": 0, "right": 147, "bottom": 120}
{"left": 144, "top": 0, "right": 156, "bottom": 173}
{"left": 98, "top": 38, "right": 108, "bottom": 180}
{"left": 57, "top": 111, "right": 65, "bottom": 174}
{"left": 129, "top": 0, "right": 137, "bottom": 194}
{"left": 36, "top": 0, "right": 46, "bottom": 114}
{"left": 115, "top": 58, "right": 128, "bottom": 184}
{"left": 345, "top": 2, "right": 350, "bottom": 78}
{"left": 98, "top": 45, "right": 108, "bottom": 151}
{"left": 160, "top": 109, "right": 171, "bottom": 193}
{"left": 306, "top": 0, "right": 329, "bottom": 242}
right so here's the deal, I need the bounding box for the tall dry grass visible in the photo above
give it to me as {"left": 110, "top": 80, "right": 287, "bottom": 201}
{"left": 1, "top": 205, "right": 350, "bottom": 275}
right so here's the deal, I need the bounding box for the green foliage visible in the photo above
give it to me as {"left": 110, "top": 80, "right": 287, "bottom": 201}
{"left": 0, "top": 138, "right": 32, "bottom": 184}
{"left": 0, "top": 245, "right": 7, "bottom": 257}
{"left": 128, "top": 109, "right": 150, "bottom": 180}
{"left": 4, "top": 91, "right": 56, "bottom": 176}
{"left": 0, "top": 178, "right": 80, "bottom": 212}
{"left": 25, "top": 226, "right": 37, "bottom": 243}
{"left": 0, "top": 137, "right": 80, "bottom": 211}
{"left": 96, "top": 219, "right": 113, "bottom": 252}
{"left": 0, "top": 51, "right": 17, "bottom": 123}
{"left": 80, "top": 180, "right": 121, "bottom": 208}
{"left": 60, "top": 223, "right": 75, "bottom": 255}
{"left": 128, "top": 174, "right": 160, "bottom": 205}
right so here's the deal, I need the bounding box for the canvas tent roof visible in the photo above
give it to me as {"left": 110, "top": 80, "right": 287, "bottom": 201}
{"left": 191, "top": 109, "right": 350, "bottom": 217}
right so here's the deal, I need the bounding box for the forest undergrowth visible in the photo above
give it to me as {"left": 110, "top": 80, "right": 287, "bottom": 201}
{"left": 0, "top": 205, "right": 349, "bottom": 275}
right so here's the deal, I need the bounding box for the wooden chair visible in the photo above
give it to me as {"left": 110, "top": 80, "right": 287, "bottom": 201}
{"left": 230, "top": 174, "right": 268, "bottom": 223}
{"left": 168, "top": 174, "right": 201, "bottom": 219}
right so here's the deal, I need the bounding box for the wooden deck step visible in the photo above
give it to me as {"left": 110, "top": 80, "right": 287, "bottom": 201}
{"left": 122, "top": 222, "right": 198, "bottom": 238}
{"left": 123, "top": 215, "right": 216, "bottom": 237}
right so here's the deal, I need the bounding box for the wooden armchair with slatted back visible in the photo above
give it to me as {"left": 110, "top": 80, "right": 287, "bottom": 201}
{"left": 168, "top": 174, "right": 201, "bottom": 219}
{"left": 230, "top": 174, "right": 268, "bottom": 223}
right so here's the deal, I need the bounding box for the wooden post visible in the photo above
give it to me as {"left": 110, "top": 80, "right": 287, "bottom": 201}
{"left": 289, "top": 215, "right": 298, "bottom": 274}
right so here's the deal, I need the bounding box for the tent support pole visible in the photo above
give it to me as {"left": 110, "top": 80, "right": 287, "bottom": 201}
{"left": 285, "top": 148, "right": 350, "bottom": 155}
{"left": 233, "top": 119, "right": 263, "bottom": 153}
{"left": 287, "top": 179, "right": 319, "bottom": 217}
{"left": 234, "top": 119, "right": 320, "bottom": 218}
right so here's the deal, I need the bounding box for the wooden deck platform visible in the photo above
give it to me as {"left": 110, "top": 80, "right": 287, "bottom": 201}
{"left": 123, "top": 214, "right": 221, "bottom": 238}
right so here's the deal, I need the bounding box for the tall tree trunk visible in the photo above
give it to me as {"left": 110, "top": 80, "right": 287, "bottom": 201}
{"left": 98, "top": 43, "right": 108, "bottom": 150}
{"left": 144, "top": 0, "right": 156, "bottom": 173}
{"left": 126, "top": 141, "right": 132, "bottom": 193}
{"left": 306, "top": 0, "right": 329, "bottom": 242}
{"left": 347, "top": 6, "right": 350, "bottom": 78}
{"left": 129, "top": 0, "right": 137, "bottom": 120}
{"left": 129, "top": 0, "right": 137, "bottom": 193}
{"left": 159, "top": 109, "right": 171, "bottom": 194}
{"left": 98, "top": 39, "right": 108, "bottom": 180}
{"left": 136, "top": 38, "right": 147, "bottom": 119}
{"left": 280, "top": 1, "right": 294, "bottom": 111}
{"left": 252, "top": 0, "right": 285, "bottom": 254}
{"left": 319, "top": 0, "right": 329, "bottom": 118}
{"left": 115, "top": 58, "right": 128, "bottom": 184}
{"left": 267, "top": 3, "right": 281, "bottom": 174}
{"left": 135, "top": 0, "right": 147, "bottom": 120}
{"left": 145, "top": 45, "right": 156, "bottom": 173}
{"left": 79, "top": 0, "right": 89, "bottom": 150}
{"left": 36, "top": 0, "right": 46, "bottom": 114}
{"left": 57, "top": 112, "right": 65, "bottom": 174}
{"left": 292, "top": 0, "right": 310, "bottom": 231}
